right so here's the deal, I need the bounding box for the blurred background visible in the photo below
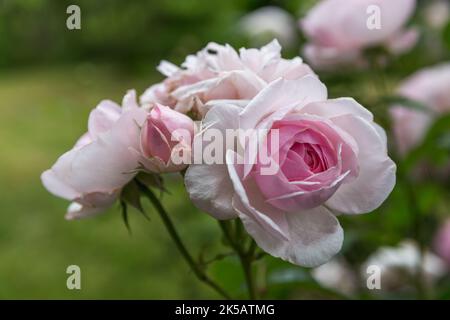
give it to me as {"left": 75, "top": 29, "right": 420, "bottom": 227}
{"left": 0, "top": 0, "right": 449, "bottom": 299}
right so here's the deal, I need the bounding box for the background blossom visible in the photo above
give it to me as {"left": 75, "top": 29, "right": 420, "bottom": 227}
{"left": 300, "top": 0, "right": 418, "bottom": 68}
{"left": 390, "top": 63, "right": 450, "bottom": 155}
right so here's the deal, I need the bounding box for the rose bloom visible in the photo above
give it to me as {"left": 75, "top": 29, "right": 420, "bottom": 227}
{"left": 434, "top": 219, "right": 450, "bottom": 266}
{"left": 137, "top": 104, "right": 195, "bottom": 173}
{"left": 41, "top": 91, "right": 147, "bottom": 220}
{"left": 140, "top": 40, "right": 315, "bottom": 117}
{"left": 300, "top": 0, "right": 418, "bottom": 69}
{"left": 390, "top": 63, "right": 450, "bottom": 155}
{"left": 186, "top": 76, "right": 396, "bottom": 267}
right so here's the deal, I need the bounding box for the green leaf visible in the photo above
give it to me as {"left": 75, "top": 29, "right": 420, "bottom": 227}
{"left": 120, "top": 180, "right": 150, "bottom": 221}
{"left": 120, "top": 181, "right": 143, "bottom": 212}
{"left": 120, "top": 200, "right": 131, "bottom": 235}
{"left": 136, "top": 172, "right": 169, "bottom": 195}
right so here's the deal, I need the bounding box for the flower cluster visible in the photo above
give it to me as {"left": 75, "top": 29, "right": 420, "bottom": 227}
{"left": 41, "top": 40, "right": 396, "bottom": 267}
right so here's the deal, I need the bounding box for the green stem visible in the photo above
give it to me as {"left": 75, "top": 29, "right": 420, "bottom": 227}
{"left": 136, "top": 180, "right": 231, "bottom": 300}
{"left": 219, "top": 220, "right": 257, "bottom": 299}
{"left": 241, "top": 257, "right": 256, "bottom": 300}
{"left": 248, "top": 238, "right": 257, "bottom": 257}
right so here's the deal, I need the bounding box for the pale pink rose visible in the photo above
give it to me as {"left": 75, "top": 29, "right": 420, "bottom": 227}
{"left": 41, "top": 90, "right": 148, "bottom": 220}
{"left": 434, "top": 219, "right": 450, "bottom": 266}
{"left": 137, "top": 104, "right": 195, "bottom": 173}
{"left": 390, "top": 63, "right": 450, "bottom": 155}
{"left": 140, "top": 40, "right": 315, "bottom": 116}
{"left": 185, "top": 76, "right": 396, "bottom": 267}
{"left": 300, "top": 0, "right": 417, "bottom": 69}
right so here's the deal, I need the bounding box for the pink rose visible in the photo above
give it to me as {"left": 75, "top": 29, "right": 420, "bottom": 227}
{"left": 300, "top": 0, "right": 417, "bottom": 69}
{"left": 186, "top": 76, "right": 396, "bottom": 266}
{"left": 434, "top": 219, "right": 450, "bottom": 266}
{"left": 140, "top": 40, "right": 315, "bottom": 116}
{"left": 138, "top": 104, "right": 195, "bottom": 173}
{"left": 41, "top": 90, "right": 147, "bottom": 220}
{"left": 390, "top": 63, "right": 450, "bottom": 155}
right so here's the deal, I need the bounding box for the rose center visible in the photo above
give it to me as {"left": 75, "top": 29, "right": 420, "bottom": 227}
{"left": 303, "top": 144, "right": 325, "bottom": 172}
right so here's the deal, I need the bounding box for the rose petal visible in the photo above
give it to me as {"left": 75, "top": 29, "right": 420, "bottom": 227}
{"left": 227, "top": 150, "right": 289, "bottom": 240}
{"left": 185, "top": 164, "right": 237, "bottom": 220}
{"left": 87, "top": 100, "right": 122, "bottom": 138}
{"left": 65, "top": 201, "right": 112, "bottom": 220}
{"left": 157, "top": 60, "right": 180, "bottom": 77}
{"left": 121, "top": 89, "right": 140, "bottom": 111}
{"left": 239, "top": 76, "right": 328, "bottom": 132}
{"left": 184, "top": 103, "right": 242, "bottom": 219}
{"left": 233, "top": 196, "right": 344, "bottom": 267}
{"left": 326, "top": 114, "right": 396, "bottom": 214}
{"left": 41, "top": 167, "right": 80, "bottom": 200}
{"left": 299, "top": 98, "right": 373, "bottom": 121}
{"left": 49, "top": 108, "right": 147, "bottom": 196}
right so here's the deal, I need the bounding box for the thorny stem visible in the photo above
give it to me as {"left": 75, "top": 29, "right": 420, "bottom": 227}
{"left": 136, "top": 180, "right": 232, "bottom": 299}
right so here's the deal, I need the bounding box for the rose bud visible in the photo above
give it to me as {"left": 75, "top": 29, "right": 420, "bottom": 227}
{"left": 139, "top": 104, "right": 195, "bottom": 173}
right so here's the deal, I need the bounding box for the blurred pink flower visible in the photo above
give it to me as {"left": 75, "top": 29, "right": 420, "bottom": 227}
{"left": 186, "top": 77, "right": 396, "bottom": 267}
{"left": 140, "top": 40, "right": 315, "bottom": 117}
{"left": 239, "top": 6, "right": 297, "bottom": 49}
{"left": 362, "top": 240, "right": 447, "bottom": 290}
{"left": 138, "top": 104, "right": 195, "bottom": 173}
{"left": 390, "top": 63, "right": 450, "bottom": 155}
{"left": 41, "top": 90, "right": 147, "bottom": 220}
{"left": 312, "top": 258, "right": 357, "bottom": 295}
{"left": 434, "top": 219, "right": 450, "bottom": 266}
{"left": 300, "top": 0, "right": 418, "bottom": 69}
